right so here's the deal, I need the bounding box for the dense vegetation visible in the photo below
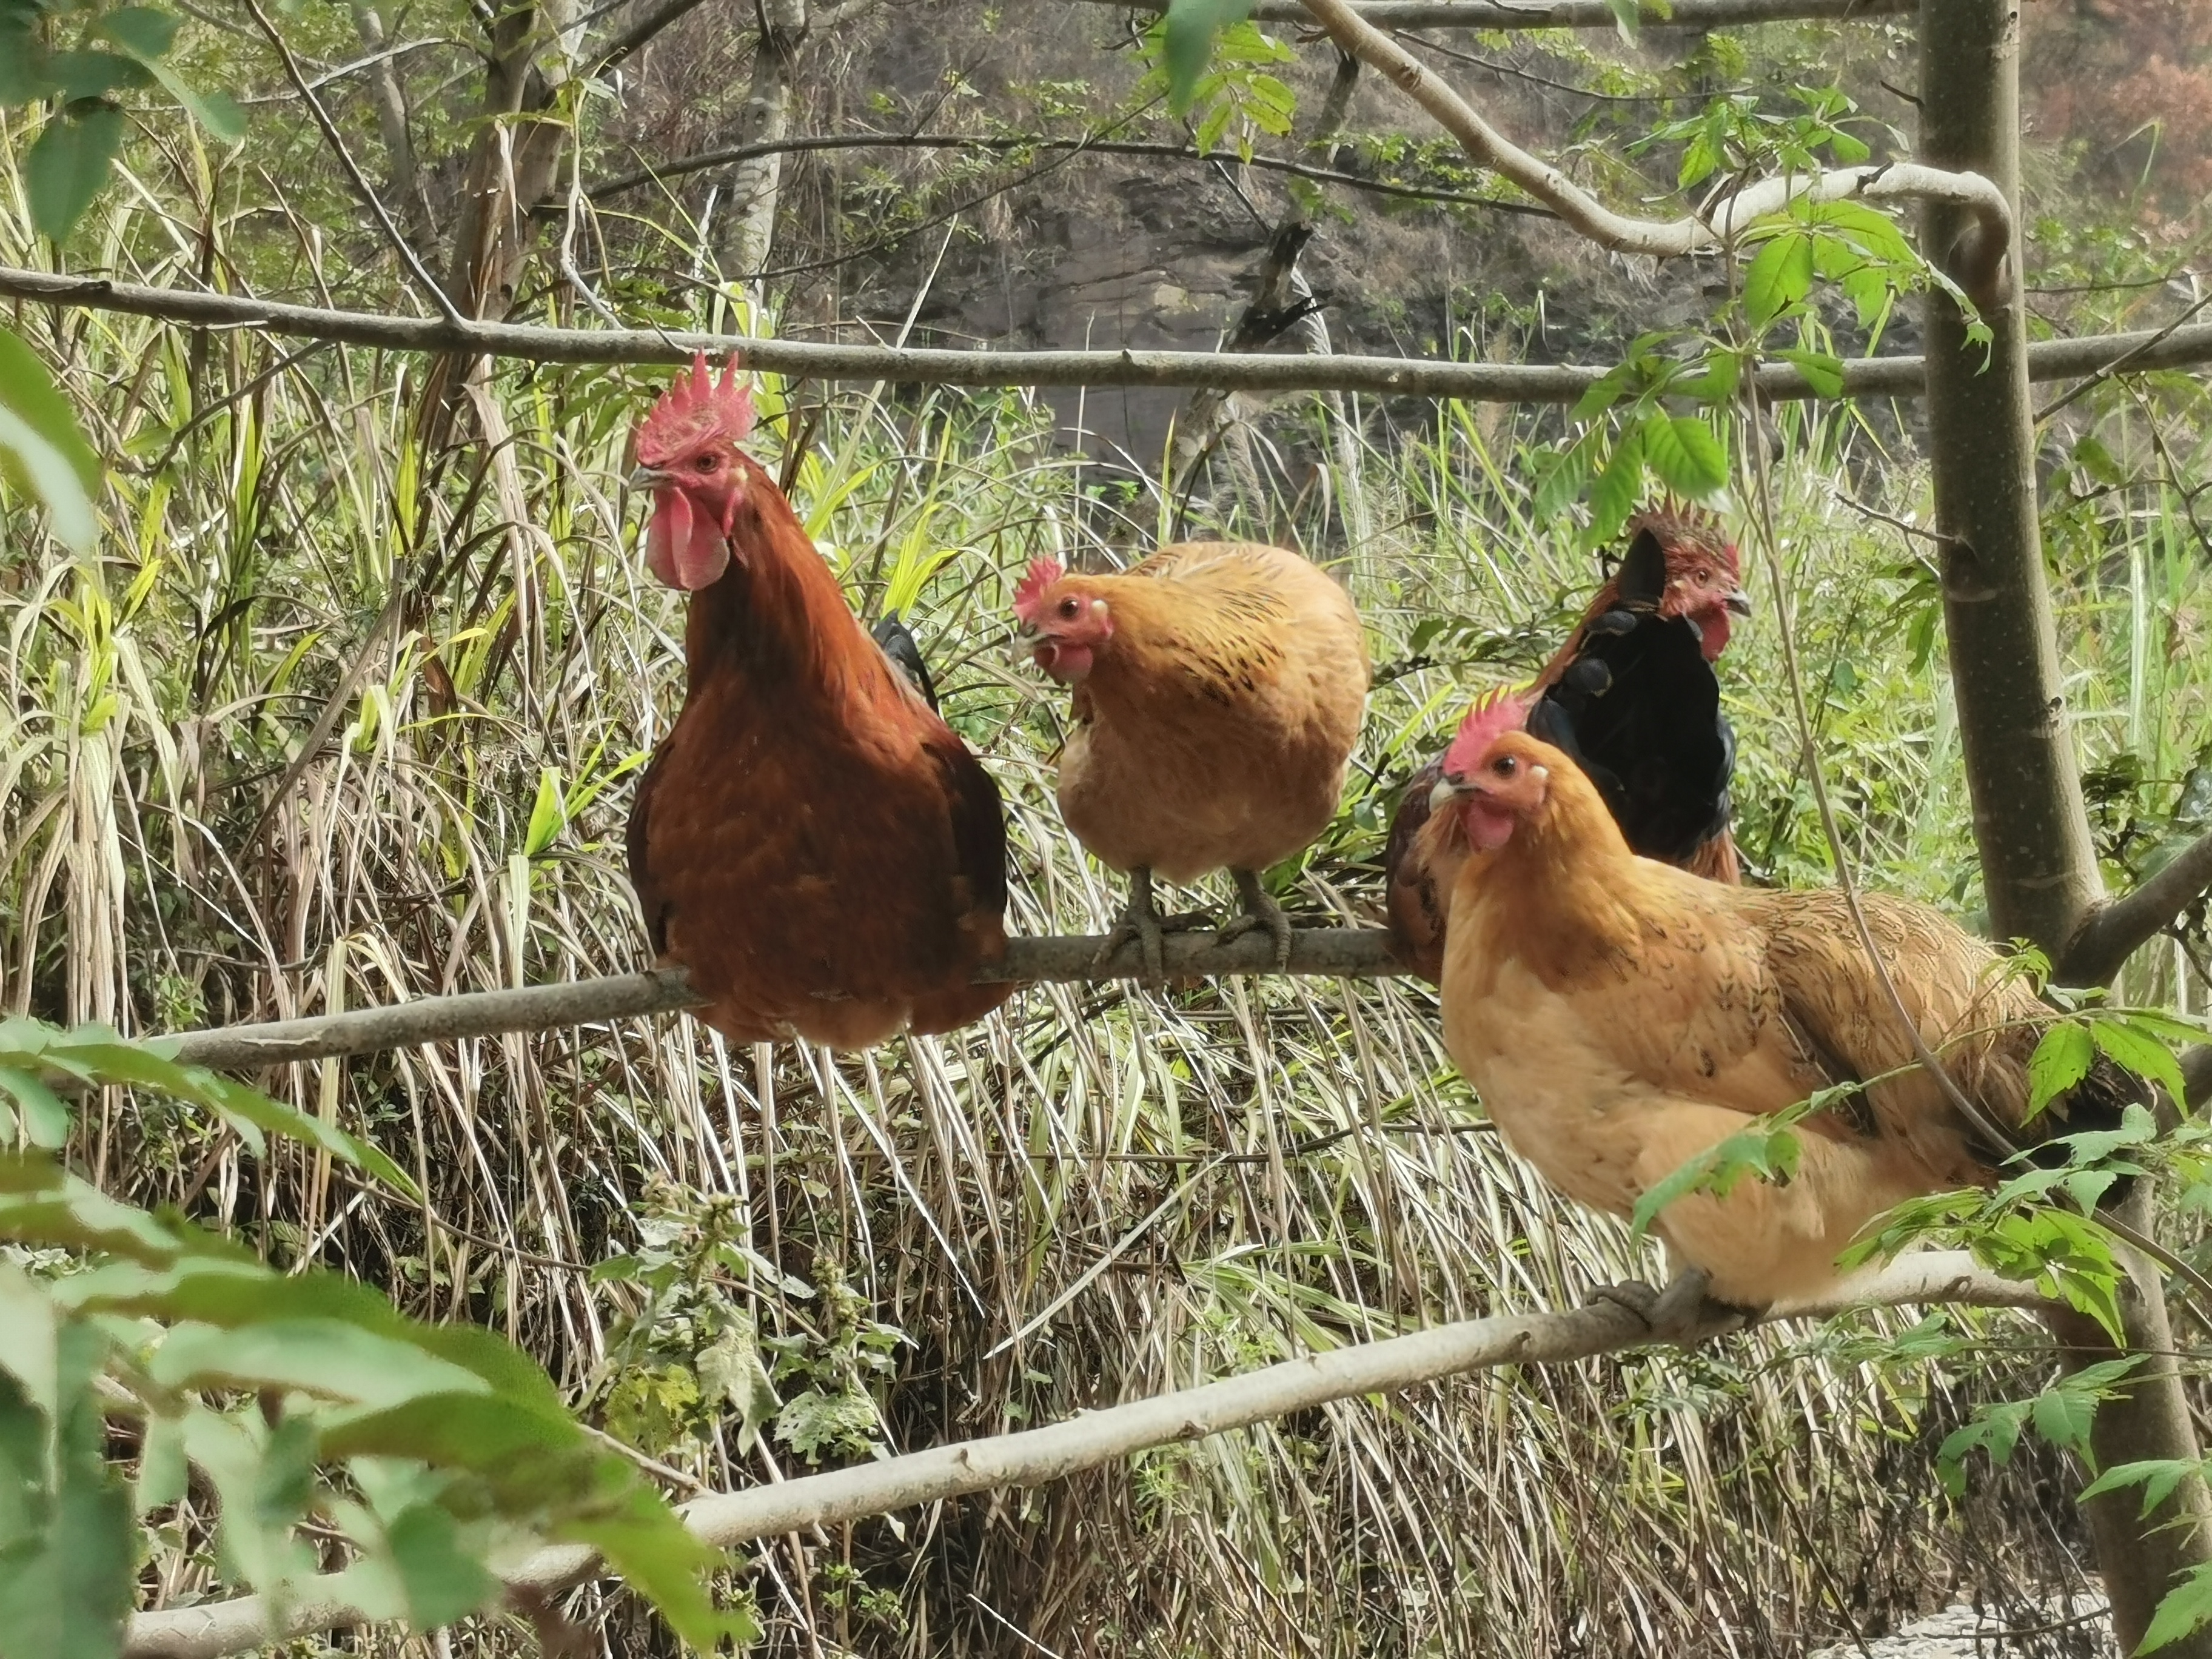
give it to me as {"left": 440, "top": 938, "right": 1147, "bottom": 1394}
{"left": 7, "top": 0, "right": 2212, "bottom": 1653}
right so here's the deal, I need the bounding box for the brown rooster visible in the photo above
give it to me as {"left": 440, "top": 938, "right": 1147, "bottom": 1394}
{"left": 1386, "top": 504, "right": 1751, "bottom": 984}
{"left": 1430, "top": 712, "right": 2136, "bottom": 1314}
{"left": 625, "top": 357, "right": 1013, "bottom": 1048}
{"left": 1013, "top": 542, "right": 1370, "bottom": 980}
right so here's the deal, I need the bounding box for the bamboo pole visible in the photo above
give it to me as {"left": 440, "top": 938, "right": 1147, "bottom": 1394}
{"left": 122, "top": 1252, "right": 2050, "bottom": 1659}
{"left": 11, "top": 267, "right": 2212, "bottom": 401}
{"left": 160, "top": 930, "right": 1409, "bottom": 1071}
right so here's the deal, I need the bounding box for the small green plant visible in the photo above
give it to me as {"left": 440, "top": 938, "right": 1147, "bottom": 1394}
{"left": 0, "top": 1025, "right": 747, "bottom": 1657}
{"left": 2, "top": 0, "right": 243, "bottom": 243}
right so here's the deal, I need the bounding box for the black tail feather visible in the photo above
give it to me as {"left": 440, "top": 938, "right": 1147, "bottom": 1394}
{"left": 873, "top": 612, "right": 939, "bottom": 711}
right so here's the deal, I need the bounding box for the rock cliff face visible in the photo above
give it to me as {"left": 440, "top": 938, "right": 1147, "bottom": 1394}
{"left": 627, "top": 0, "right": 1919, "bottom": 472}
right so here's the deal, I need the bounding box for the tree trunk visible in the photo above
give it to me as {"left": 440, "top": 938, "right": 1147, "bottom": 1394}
{"left": 1919, "top": 0, "right": 2097, "bottom": 953}
{"left": 2048, "top": 1192, "right": 2212, "bottom": 1654}
{"left": 1920, "top": 0, "right": 2212, "bottom": 1647}
{"left": 418, "top": 0, "right": 575, "bottom": 444}
{"left": 716, "top": 0, "right": 810, "bottom": 285}
{"left": 347, "top": 2, "right": 436, "bottom": 255}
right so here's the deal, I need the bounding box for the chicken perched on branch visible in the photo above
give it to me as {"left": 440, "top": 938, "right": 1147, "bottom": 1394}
{"left": 1013, "top": 542, "right": 1369, "bottom": 980}
{"left": 1387, "top": 505, "right": 1750, "bottom": 983}
{"left": 625, "top": 357, "right": 1014, "bottom": 1048}
{"left": 1430, "top": 713, "right": 2136, "bottom": 1313}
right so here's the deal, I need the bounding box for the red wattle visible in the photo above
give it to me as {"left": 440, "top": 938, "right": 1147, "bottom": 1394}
{"left": 646, "top": 488, "right": 732, "bottom": 591}
{"left": 646, "top": 489, "right": 691, "bottom": 588}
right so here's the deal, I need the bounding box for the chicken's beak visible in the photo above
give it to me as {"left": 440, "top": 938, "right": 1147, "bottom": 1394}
{"left": 1724, "top": 586, "right": 1754, "bottom": 618}
{"left": 629, "top": 465, "right": 671, "bottom": 491}
{"left": 1428, "top": 772, "right": 1469, "bottom": 812}
{"left": 1008, "top": 625, "right": 1043, "bottom": 665}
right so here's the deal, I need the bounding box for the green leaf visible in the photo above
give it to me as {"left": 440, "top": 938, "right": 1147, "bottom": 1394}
{"left": 2074, "top": 432, "right": 2128, "bottom": 488}
{"left": 1743, "top": 230, "right": 1814, "bottom": 330}
{"left": 2142, "top": 1562, "right": 2212, "bottom": 1654}
{"left": 1587, "top": 424, "right": 1645, "bottom": 546}
{"left": 94, "top": 7, "right": 178, "bottom": 59}
{"left": 1531, "top": 438, "right": 1594, "bottom": 524}
{"left": 2027, "top": 1022, "right": 2094, "bottom": 1121}
{"left": 1775, "top": 347, "right": 1845, "bottom": 400}
{"left": 1828, "top": 129, "right": 1870, "bottom": 164}
{"left": 0, "top": 1068, "right": 68, "bottom": 1149}
{"left": 561, "top": 1484, "right": 745, "bottom": 1649}
{"left": 99, "top": 6, "right": 246, "bottom": 145}
{"left": 25, "top": 101, "right": 125, "bottom": 242}
{"left": 2090, "top": 1016, "right": 2187, "bottom": 1108}
{"left": 151, "top": 1319, "right": 495, "bottom": 1408}
{"left": 42, "top": 50, "right": 146, "bottom": 104}
{"left": 0, "top": 1265, "right": 59, "bottom": 1418}
{"left": 2031, "top": 1379, "right": 2100, "bottom": 1458}
{"left": 1639, "top": 413, "right": 1728, "bottom": 499}
{"left": 1161, "top": 0, "right": 1255, "bottom": 116}
{"left": 0, "top": 7, "right": 49, "bottom": 104}
{"left": 2079, "top": 1457, "right": 2206, "bottom": 1519}
{"left": 383, "top": 1503, "right": 501, "bottom": 1629}
{"left": 1674, "top": 350, "right": 1741, "bottom": 404}
{"left": 1567, "top": 360, "right": 1638, "bottom": 426}
{"left": 523, "top": 766, "right": 565, "bottom": 858}
{"left": 320, "top": 1393, "right": 609, "bottom": 1511}
{"left": 0, "top": 1325, "right": 133, "bottom": 1659}
{"left": 0, "top": 329, "right": 99, "bottom": 552}
{"left": 135, "top": 1413, "right": 189, "bottom": 1516}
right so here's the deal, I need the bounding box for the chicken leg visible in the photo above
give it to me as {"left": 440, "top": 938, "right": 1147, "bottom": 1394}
{"left": 1217, "top": 867, "right": 1293, "bottom": 972}
{"left": 1095, "top": 865, "right": 1209, "bottom": 985}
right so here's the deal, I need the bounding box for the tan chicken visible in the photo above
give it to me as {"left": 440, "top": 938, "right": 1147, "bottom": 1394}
{"left": 1430, "top": 709, "right": 2135, "bottom": 1313}
{"left": 1013, "top": 542, "right": 1370, "bottom": 979}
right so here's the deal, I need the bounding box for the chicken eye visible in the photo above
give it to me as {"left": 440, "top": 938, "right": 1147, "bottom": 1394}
{"left": 694, "top": 454, "right": 717, "bottom": 471}
{"left": 1057, "top": 598, "right": 1079, "bottom": 619}
{"left": 1492, "top": 756, "right": 1518, "bottom": 777}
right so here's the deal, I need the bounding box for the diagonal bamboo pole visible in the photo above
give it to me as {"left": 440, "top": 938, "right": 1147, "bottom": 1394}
{"left": 122, "top": 1252, "right": 2051, "bottom": 1659}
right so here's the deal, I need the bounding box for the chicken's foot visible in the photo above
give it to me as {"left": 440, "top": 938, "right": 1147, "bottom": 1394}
{"left": 1095, "top": 866, "right": 1208, "bottom": 985}
{"left": 1218, "top": 868, "right": 1293, "bottom": 972}
{"left": 1588, "top": 1269, "right": 1758, "bottom": 1346}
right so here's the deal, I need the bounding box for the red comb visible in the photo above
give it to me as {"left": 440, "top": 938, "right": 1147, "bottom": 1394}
{"left": 1630, "top": 497, "right": 1740, "bottom": 578}
{"left": 634, "top": 352, "right": 754, "bottom": 467}
{"left": 1011, "top": 555, "right": 1066, "bottom": 624}
{"left": 1441, "top": 685, "right": 1532, "bottom": 777}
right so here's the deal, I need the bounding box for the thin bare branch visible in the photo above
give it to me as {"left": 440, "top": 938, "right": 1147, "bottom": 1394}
{"left": 2059, "top": 829, "right": 2212, "bottom": 987}
{"left": 586, "top": 0, "right": 714, "bottom": 73}
{"left": 1295, "top": 0, "right": 2008, "bottom": 260}
{"left": 120, "top": 1252, "right": 2049, "bottom": 1659}
{"left": 1078, "top": 0, "right": 1914, "bottom": 28}
{"left": 239, "top": 0, "right": 463, "bottom": 327}
{"left": 162, "top": 931, "right": 1409, "bottom": 1071}
{"left": 12, "top": 267, "right": 2212, "bottom": 400}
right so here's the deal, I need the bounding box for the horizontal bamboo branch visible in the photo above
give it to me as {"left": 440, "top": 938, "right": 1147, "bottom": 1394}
{"left": 163, "top": 930, "right": 1408, "bottom": 1071}
{"left": 120, "top": 1252, "right": 2051, "bottom": 1659}
{"left": 1079, "top": 0, "right": 1915, "bottom": 27}
{"left": 9, "top": 267, "right": 2209, "bottom": 403}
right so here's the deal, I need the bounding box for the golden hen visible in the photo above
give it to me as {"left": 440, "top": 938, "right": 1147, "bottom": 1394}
{"left": 1431, "top": 708, "right": 2133, "bottom": 1313}
{"left": 625, "top": 357, "right": 1013, "bottom": 1048}
{"left": 1013, "top": 541, "right": 1369, "bottom": 978}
